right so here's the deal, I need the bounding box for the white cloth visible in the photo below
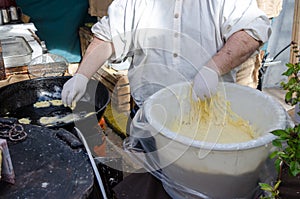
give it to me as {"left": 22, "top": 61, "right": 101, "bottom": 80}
{"left": 92, "top": 0, "right": 271, "bottom": 107}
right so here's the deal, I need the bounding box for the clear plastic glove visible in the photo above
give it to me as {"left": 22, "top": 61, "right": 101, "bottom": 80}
{"left": 61, "top": 73, "right": 89, "bottom": 106}
{"left": 192, "top": 66, "right": 219, "bottom": 100}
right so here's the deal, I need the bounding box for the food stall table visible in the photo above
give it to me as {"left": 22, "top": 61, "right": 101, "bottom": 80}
{"left": 0, "top": 23, "right": 43, "bottom": 80}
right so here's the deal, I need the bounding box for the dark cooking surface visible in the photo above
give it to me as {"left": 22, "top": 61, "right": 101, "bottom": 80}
{"left": 0, "top": 76, "right": 110, "bottom": 130}
{"left": 0, "top": 124, "right": 94, "bottom": 199}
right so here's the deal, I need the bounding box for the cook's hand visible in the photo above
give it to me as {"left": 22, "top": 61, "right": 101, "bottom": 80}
{"left": 61, "top": 73, "right": 89, "bottom": 106}
{"left": 192, "top": 66, "right": 219, "bottom": 100}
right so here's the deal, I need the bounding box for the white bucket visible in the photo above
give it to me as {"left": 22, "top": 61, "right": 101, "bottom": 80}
{"left": 143, "top": 82, "right": 287, "bottom": 198}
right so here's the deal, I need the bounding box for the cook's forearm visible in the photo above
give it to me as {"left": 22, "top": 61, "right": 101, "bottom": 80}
{"left": 76, "top": 37, "right": 114, "bottom": 79}
{"left": 207, "top": 30, "right": 261, "bottom": 75}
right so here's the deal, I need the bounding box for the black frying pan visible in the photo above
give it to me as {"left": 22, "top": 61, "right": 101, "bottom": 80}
{"left": 0, "top": 76, "right": 110, "bottom": 131}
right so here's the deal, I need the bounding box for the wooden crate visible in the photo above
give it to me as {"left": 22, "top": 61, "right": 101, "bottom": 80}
{"left": 79, "top": 26, "right": 93, "bottom": 57}
{"left": 93, "top": 65, "right": 131, "bottom": 113}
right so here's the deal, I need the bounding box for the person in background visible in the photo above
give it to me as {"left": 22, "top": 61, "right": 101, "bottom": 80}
{"left": 62, "top": 0, "right": 271, "bottom": 109}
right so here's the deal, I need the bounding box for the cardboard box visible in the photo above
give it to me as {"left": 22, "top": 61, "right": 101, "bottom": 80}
{"left": 79, "top": 26, "right": 93, "bottom": 57}
{"left": 88, "top": 0, "right": 113, "bottom": 17}
{"left": 256, "top": 0, "right": 283, "bottom": 18}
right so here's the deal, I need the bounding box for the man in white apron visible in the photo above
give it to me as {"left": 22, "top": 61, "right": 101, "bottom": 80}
{"left": 61, "top": 1, "right": 271, "bottom": 198}
{"left": 62, "top": 0, "right": 271, "bottom": 106}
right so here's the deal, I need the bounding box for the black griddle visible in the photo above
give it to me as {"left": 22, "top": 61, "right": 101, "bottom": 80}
{"left": 0, "top": 124, "right": 94, "bottom": 199}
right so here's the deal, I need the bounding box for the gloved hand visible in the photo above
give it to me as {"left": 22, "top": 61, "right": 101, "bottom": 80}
{"left": 192, "top": 66, "right": 219, "bottom": 100}
{"left": 61, "top": 73, "right": 89, "bottom": 106}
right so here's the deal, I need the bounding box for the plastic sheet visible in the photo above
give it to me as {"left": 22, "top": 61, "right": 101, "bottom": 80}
{"left": 123, "top": 82, "right": 290, "bottom": 199}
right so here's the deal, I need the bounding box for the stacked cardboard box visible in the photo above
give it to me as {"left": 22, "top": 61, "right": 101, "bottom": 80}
{"left": 88, "top": 0, "right": 113, "bottom": 17}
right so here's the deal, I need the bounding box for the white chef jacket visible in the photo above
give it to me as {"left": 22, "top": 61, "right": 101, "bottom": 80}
{"left": 92, "top": 0, "right": 271, "bottom": 107}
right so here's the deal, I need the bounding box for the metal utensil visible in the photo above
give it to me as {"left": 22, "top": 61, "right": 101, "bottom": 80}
{"left": 0, "top": 11, "right": 3, "bottom": 25}
{"left": 1, "top": 9, "right": 9, "bottom": 24}
{"left": 75, "top": 127, "right": 108, "bottom": 199}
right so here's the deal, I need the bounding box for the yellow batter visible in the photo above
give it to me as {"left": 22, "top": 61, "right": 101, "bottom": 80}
{"left": 33, "top": 99, "right": 77, "bottom": 111}
{"left": 39, "top": 116, "right": 59, "bottom": 125}
{"left": 33, "top": 99, "right": 64, "bottom": 108}
{"left": 170, "top": 93, "right": 257, "bottom": 144}
{"left": 39, "top": 113, "right": 81, "bottom": 126}
{"left": 18, "top": 118, "right": 31, "bottom": 124}
{"left": 33, "top": 101, "right": 51, "bottom": 108}
{"left": 50, "top": 99, "right": 63, "bottom": 106}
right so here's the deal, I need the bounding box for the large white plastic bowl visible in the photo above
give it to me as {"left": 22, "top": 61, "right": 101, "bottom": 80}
{"left": 143, "top": 82, "right": 287, "bottom": 198}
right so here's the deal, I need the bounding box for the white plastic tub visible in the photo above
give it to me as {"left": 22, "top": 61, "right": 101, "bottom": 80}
{"left": 143, "top": 82, "right": 287, "bottom": 198}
